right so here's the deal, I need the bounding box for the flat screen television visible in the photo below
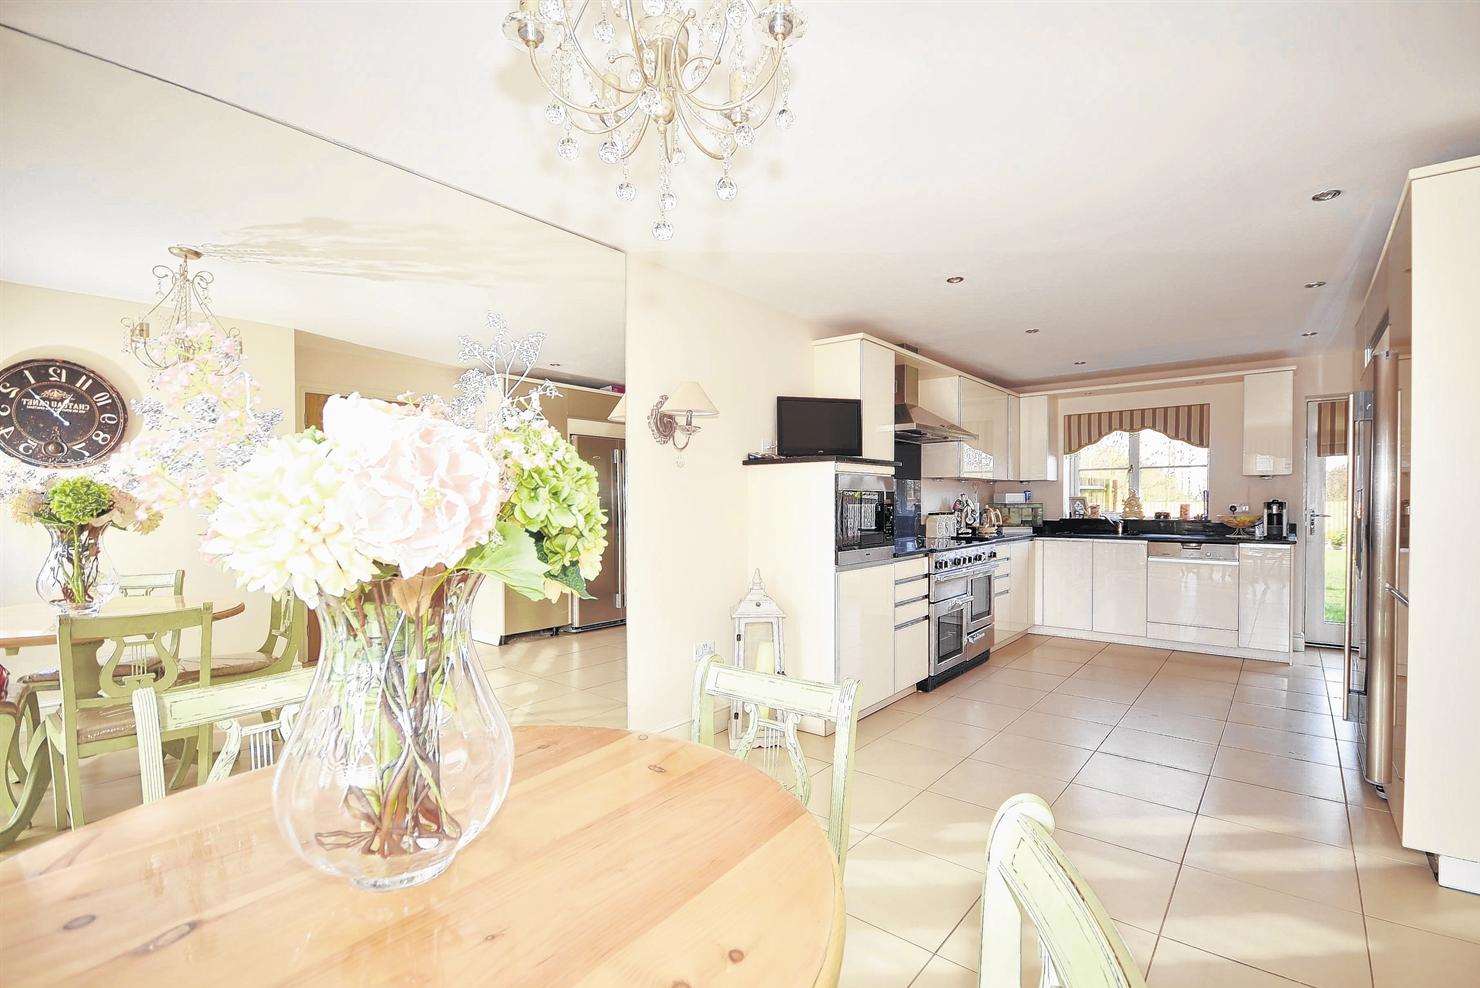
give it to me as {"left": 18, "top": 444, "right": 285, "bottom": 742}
{"left": 776, "top": 396, "right": 863, "bottom": 458}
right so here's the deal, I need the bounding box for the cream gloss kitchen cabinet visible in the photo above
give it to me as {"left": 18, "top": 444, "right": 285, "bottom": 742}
{"left": 1039, "top": 539, "right": 1094, "bottom": 631}
{"left": 919, "top": 375, "right": 1010, "bottom": 480}
{"left": 1238, "top": 544, "right": 1293, "bottom": 651}
{"left": 996, "top": 539, "right": 1034, "bottom": 645}
{"left": 1091, "top": 540, "right": 1148, "bottom": 637}
{"left": 1011, "top": 394, "right": 1059, "bottom": 482}
{"left": 836, "top": 563, "right": 896, "bottom": 711}
{"left": 812, "top": 337, "right": 895, "bottom": 460}
{"left": 1242, "top": 369, "right": 1294, "bottom": 476}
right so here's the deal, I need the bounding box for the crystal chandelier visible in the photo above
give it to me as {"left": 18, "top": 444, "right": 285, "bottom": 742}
{"left": 123, "top": 246, "right": 242, "bottom": 372}
{"left": 503, "top": 0, "right": 807, "bottom": 241}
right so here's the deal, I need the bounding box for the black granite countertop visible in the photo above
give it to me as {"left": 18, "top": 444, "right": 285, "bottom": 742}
{"left": 742, "top": 455, "right": 898, "bottom": 467}
{"left": 1034, "top": 531, "right": 1296, "bottom": 546}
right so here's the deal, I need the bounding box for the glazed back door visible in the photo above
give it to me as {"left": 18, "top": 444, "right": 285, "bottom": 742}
{"left": 1303, "top": 398, "right": 1352, "bottom": 646}
{"left": 571, "top": 434, "right": 625, "bottom": 629}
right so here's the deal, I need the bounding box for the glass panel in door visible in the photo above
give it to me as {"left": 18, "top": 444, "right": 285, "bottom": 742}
{"left": 1304, "top": 399, "right": 1351, "bottom": 645}
{"left": 968, "top": 573, "right": 992, "bottom": 629}
{"left": 936, "top": 606, "right": 965, "bottom": 665}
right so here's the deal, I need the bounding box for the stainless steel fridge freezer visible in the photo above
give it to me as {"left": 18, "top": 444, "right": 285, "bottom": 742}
{"left": 570, "top": 434, "right": 626, "bottom": 630}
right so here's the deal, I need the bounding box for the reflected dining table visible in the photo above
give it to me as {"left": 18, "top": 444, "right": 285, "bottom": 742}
{"left": 0, "top": 724, "right": 845, "bottom": 986}
{"left": 0, "top": 595, "right": 247, "bottom": 849}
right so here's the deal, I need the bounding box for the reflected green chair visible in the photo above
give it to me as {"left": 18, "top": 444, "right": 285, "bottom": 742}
{"left": 691, "top": 645, "right": 860, "bottom": 870}
{"left": 44, "top": 604, "right": 215, "bottom": 829}
{"left": 180, "top": 594, "right": 306, "bottom": 685}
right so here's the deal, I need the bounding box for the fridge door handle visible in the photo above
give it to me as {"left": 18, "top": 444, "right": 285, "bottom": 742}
{"left": 612, "top": 447, "right": 625, "bottom": 609}
{"left": 1342, "top": 396, "right": 1358, "bottom": 721}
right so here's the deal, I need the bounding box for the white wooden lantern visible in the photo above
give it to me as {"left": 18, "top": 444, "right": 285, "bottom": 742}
{"left": 730, "top": 570, "right": 786, "bottom": 743}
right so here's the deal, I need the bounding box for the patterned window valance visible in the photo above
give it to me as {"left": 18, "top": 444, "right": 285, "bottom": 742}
{"left": 1316, "top": 398, "right": 1349, "bottom": 457}
{"left": 1064, "top": 403, "right": 1211, "bottom": 455}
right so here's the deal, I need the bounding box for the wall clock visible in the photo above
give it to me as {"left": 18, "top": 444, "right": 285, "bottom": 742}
{"left": 0, "top": 358, "right": 129, "bottom": 467}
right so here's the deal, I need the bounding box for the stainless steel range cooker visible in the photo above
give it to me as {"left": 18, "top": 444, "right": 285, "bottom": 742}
{"left": 922, "top": 542, "right": 1003, "bottom": 691}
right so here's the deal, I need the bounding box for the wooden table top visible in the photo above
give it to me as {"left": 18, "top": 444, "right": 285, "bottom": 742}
{"left": 0, "top": 595, "right": 245, "bottom": 651}
{"left": 0, "top": 725, "right": 843, "bottom": 987}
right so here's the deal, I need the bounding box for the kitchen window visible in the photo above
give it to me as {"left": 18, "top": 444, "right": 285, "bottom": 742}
{"left": 1067, "top": 429, "right": 1209, "bottom": 518}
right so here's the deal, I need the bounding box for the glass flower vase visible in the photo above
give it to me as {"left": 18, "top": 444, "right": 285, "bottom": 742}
{"left": 272, "top": 570, "right": 514, "bottom": 891}
{"left": 36, "top": 523, "right": 119, "bottom": 615}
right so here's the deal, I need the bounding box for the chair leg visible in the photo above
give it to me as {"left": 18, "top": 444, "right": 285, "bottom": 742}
{"left": 58, "top": 737, "right": 84, "bottom": 829}
{"left": 167, "top": 737, "right": 196, "bottom": 791}
{"left": 196, "top": 725, "right": 214, "bottom": 787}
{"left": 47, "top": 740, "right": 67, "bottom": 830}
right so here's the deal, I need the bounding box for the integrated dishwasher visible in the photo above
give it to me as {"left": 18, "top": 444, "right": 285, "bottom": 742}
{"left": 1146, "top": 542, "right": 1240, "bottom": 646}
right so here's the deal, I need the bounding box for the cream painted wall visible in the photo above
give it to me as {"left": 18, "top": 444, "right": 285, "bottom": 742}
{"left": 0, "top": 280, "right": 296, "bottom": 673}
{"left": 624, "top": 260, "right": 826, "bottom": 731}
{"left": 294, "top": 330, "right": 461, "bottom": 426}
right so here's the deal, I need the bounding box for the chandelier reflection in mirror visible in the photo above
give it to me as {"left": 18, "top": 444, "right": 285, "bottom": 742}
{"left": 503, "top": 0, "right": 806, "bottom": 241}
{"left": 123, "top": 246, "right": 243, "bottom": 372}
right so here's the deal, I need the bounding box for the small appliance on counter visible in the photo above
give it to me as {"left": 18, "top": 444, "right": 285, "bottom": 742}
{"left": 924, "top": 511, "right": 958, "bottom": 541}
{"left": 1263, "top": 498, "right": 1287, "bottom": 537}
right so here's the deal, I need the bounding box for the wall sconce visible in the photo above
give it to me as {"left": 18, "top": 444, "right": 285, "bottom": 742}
{"left": 607, "top": 394, "right": 627, "bottom": 423}
{"left": 648, "top": 381, "right": 718, "bottom": 462}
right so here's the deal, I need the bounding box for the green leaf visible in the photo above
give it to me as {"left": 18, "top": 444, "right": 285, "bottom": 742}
{"left": 547, "top": 561, "right": 592, "bottom": 600}
{"left": 457, "top": 521, "right": 549, "bottom": 601}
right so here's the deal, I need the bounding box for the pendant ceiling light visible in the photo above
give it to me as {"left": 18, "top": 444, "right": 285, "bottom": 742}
{"left": 503, "top": 0, "right": 807, "bottom": 241}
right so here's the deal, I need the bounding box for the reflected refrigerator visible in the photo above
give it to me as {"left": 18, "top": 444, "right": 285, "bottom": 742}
{"left": 570, "top": 434, "right": 626, "bottom": 630}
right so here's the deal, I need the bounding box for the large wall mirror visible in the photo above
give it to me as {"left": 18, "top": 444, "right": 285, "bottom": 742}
{"left": 1, "top": 28, "right": 628, "bottom": 711}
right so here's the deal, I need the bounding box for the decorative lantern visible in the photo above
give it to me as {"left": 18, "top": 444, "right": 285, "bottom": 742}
{"left": 730, "top": 570, "right": 786, "bottom": 744}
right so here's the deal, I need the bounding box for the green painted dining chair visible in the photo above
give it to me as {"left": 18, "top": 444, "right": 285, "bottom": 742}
{"left": 44, "top": 604, "right": 216, "bottom": 829}
{"left": 979, "top": 794, "right": 1146, "bottom": 988}
{"left": 179, "top": 593, "right": 306, "bottom": 685}
{"left": 691, "top": 645, "right": 860, "bottom": 870}
{"left": 131, "top": 667, "right": 315, "bottom": 804}
{"left": 117, "top": 570, "right": 187, "bottom": 676}
{"left": 0, "top": 685, "right": 50, "bottom": 850}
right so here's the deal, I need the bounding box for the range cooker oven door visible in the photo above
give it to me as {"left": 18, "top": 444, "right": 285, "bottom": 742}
{"left": 966, "top": 568, "right": 993, "bottom": 635}
{"left": 931, "top": 594, "right": 987, "bottom": 676}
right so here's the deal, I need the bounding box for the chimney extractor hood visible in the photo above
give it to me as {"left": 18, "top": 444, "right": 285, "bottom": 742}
{"left": 893, "top": 365, "right": 976, "bottom": 444}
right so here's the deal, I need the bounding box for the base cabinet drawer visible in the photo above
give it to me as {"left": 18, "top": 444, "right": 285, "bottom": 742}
{"left": 894, "top": 596, "right": 929, "bottom": 625}
{"left": 894, "top": 617, "right": 930, "bottom": 693}
{"left": 894, "top": 555, "right": 930, "bottom": 581}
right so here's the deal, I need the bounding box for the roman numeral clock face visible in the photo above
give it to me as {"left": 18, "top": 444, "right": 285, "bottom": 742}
{"left": 0, "top": 358, "right": 129, "bottom": 467}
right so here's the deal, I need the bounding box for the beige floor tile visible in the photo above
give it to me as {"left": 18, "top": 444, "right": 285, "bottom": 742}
{"left": 837, "top": 915, "right": 932, "bottom": 987}
{"left": 1114, "top": 922, "right": 1158, "bottom": 976}
{"left": 1004, "top": 654, "right": 1088, "bottom": 678}
{"left": 855, "top": 738, "right": 963, "bottom": 788}
{"left": 1162, "top": 654, "right": 1244, "bottom": 682}
{"left": 538, "top": 658, "right": 627, "bottom": 689}
{"left": 887, "top": 689, "right": 952, "bottom": 716}
{"left": 1068, "top": 663, "right": 1156, "bottom": 686}
{"left": 1144, "top": 673, "right": 1238, "bottom": 700}
{"left": 1226, "top": 701, "right": 1334, "bottom": 738}
{"left": 1053, "top": 675, "right": 1145, "bottom": 705}
{"left": 857, "top": 707, "right": 921, "bottom": 746}
{"left": 1162, "top": 866, "right": 1372, "bottom": 988}
{"left": 929, "top": 758, "right": 1068, "bottom": 811}
{"left": 1130, "top": 691, "right": 1232, "bottom": 722}
{"left": 924, "top": 695, "right": 1025, "bottom": 732}
{"left": 1366, "top": 916, "right": 1480, "bottom": 988}
{"left": 585, "top": 680, "right": 627, "bottom": 703}
{"left": 844, "top": 835, "right": 982, "bottom": 951}
{"left": 1051, "top": 784, "right": 1195, "bottom": 862}
{"left": 807, "top": 764, "right": 921, "bottom": 831}
{"left": 1218, "top": 722, "right": 1341, "bottom": 766}
{"left": 1053, "top": 830, "right": 1181, "bottom": 933}
{"left": 811, "top": 812, "right": 869, "bottom": 850}
{"left": 1101, "top": 726, "right": 1217, "bottom": 774}
{"left": 1043, "top": 636, "right": 1105, "bottom": 653}
{"left": 1239, "top": 669, "right": 1331, "bottom": 695}
{"left": 882, "top": 715, "right": 996, "bottom": 758}
{"left": 999, "top": 710, "right": 1113, "bottom": 749}
{"left": 983, "top": 667, "right": 1068, "bottom": 692}
{"left": 1148, "top": 937, "right": 1309, "bottom": 987}
{"left": 1346, "top": 805, "right": 1427, "bottom": 865}
{"left": 1183, "top": 815, "right": 1362, "bottom": 911}
{"left": 1198, "top": 777, "right": 1353, "bottom": 848}
{"left": 502, "top": 643, "right": 625, "bottom": 676}
{"left": 874, "top": 790, "right": 995, "bottom": 872}
{"left": 493, "top": 678, "right": 578, "bottom": 709}
{"left": 1356, "top": 851, "right": 1480, "bottom": 945}
{"left": 1340, "top": 769, "right": 1389, "bottom": 810}
{"left": 957, "top": 679, "right": 1050, "bottom": 711}
{"left": 1211, "top": 746, "right": 1345, "bottom": 802}
{"left": 936, "top": 898, "right": 982, "bottom": 972}
{"left": 1336, "top": 739, "right": 1361, "bottom": 770}
{"left": 1088, "top": 650, "right": 1170, "bottom": 673}
{"left": 797, "top": 728, "right": 837, "bottom": 763}
{"left": 1233, "top": 685, "right": 1330, "bottom": 714}
{"left": 1030, "top": 692, "right": 1129, "bottom": 726}
{"left": 971, "top": 732, "right": 1094, "bottom": 782}
{"left": 1116, "top": 707, "right": 1225, "bottom": 745}
{"left": 1075, "top": 751, "right": 1208, "bottom": 813}
{"left": 482, "top": 665, "right": 543, "bottom": 689}
{"left": 1095, "top": 643, "right": 1172, "bottom": 662}
{"left": 909, "top": 955, "right": 976, "bottom": 988}
{"left": 516, "top": 691, "right": 623, "bottom": 723}
{"left": 573, "top": 705, "right": 628, "bottom": 729}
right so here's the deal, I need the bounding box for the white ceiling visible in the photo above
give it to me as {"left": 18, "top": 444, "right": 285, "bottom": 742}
{"left": 0, "top": 30, "right": 625, "bottom": 383}
{"left": 3, "top": 2, "right": 1479, "bottom": 387}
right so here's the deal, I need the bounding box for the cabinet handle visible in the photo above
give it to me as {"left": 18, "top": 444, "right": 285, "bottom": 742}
{"left": 894, "top": 573, "right": 928, "bottom": 586}
{"left": 895, "top": 615, "right": 929, "bottom": 631}
{"left": 896, "top": 593, "right": 929, "bottom": 607}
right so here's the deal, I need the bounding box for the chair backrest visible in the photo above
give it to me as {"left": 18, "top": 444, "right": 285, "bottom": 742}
{"left": 55, "top": 605, "right": 214, "bottom": 726}
{"left": 980, "top": 794, "right": 1146, "bottom": 988}
{"left": 256, "top": 594, "right": 306, "bottom": 670}
{"left": 691, "top": 645, "right": 859, "bottom": 868}
{"left": 118, "top": 570, "right": 186, "bottom": 596}
{"left": 131, "top": 667, "right": 315, "bottom": 804}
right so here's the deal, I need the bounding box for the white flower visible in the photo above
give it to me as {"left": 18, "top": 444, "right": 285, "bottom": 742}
{"left": 202, "top": 433, "right": 375, "bottom": 606}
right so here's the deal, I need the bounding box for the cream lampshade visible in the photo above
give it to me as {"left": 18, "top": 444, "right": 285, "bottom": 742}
{"left": 607, "top": 394, "right": 627, "bottom": 423}
{"left": 660, "top": 382, "right": 718, "bottom": 418}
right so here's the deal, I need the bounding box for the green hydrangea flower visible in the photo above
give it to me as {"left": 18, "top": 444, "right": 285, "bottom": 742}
{"left": 497, "top": 424, "right": 608, "bottom": 595}
{"left": 44, "top": 476, "right": 114, "bottom": 527}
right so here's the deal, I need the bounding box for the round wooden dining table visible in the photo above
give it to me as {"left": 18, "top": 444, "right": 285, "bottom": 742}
{"left": 0, "top": 725, "right": 845, "bottom": 987}
{"left": 0, "top": 595, "right": 247, "bottom": 653}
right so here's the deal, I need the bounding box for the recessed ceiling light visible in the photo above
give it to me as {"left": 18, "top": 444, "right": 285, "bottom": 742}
{"left": 1304, "top": 281, "right": 1326, "bottom": 288}
{"left": 946, "top": 276, "right": 965, "bottom": 284}
{"left": 1311, "top": 189, "right": 1342, "bottom": 202}
{"left": 1300, "top": 332, "right": 1318, "bottom": 338}
{"left": 1025, "top": 328, "right": 1040, "bottom": 335}
{"left": 1074, "top": 361, "right": 1087, "bottom": 366}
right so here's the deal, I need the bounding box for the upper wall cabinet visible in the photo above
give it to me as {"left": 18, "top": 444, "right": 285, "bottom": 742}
{"left": 919, "top": 375, "right": 1009, "bottom": 480}
{"left": 813, "top": 338, "right": 896, "bottom": 460}
{"left": 1011, "top": 394, "right": 1059, "bottom": 482}
{"left": 1241, "top": 369, "right": 1294, "bottom": 476}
